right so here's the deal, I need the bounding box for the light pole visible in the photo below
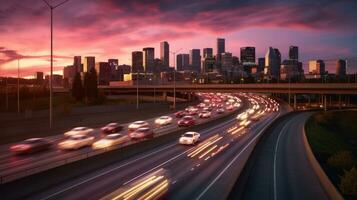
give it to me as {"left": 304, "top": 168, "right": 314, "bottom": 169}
{"left": 17, "top": 59, "right": 20, "bottom": 113}
{"left": 170, "top": 48, "right": 182, "bottom": 109}
{"left": 42, "top": 0, "right": 70, "bottom": 128}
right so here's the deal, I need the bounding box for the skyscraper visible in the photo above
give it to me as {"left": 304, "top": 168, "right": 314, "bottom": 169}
{"left": 160, "top": 41, "right": 169, "bottom": 67}
{"left": 240, "top": 47, "right": 256, "bottom": 64}
{"left": 308, "top": 60, "right": 325, "bottom": 75}
{"left": 177, "top": 54, "right": 189, "bottom": 71}
{"left": 190, "top": 49, "right": 201, "bottom": 72}
{"left": 132, "top": 51, "right": 144, "bottom": 73}
{"left": 108, "top": 59, "right": 119, "bottom": 80}
{"left": 216, "top": 38, "right": 225, "bottom": 67}
{"left": 258, "top": 58, "right": 265, "bottom": 73}
{"left": 221, "top": 52, "right": 233, "bottom": 72}
{"left": 73, "top": 56, "right": 82, "bottom": 72}
{"left": 289, "top": 46, "right": 299, "bottom": 60}
{"left": 336, "top": 59, "right": 347, "bottom": 77}
{"left": 265, "top": 47, "right": 281, "bottom": 79}
{"left": 95, "top": 62, "right": 111, "bottom": 85}
{"left": 143, "top": 47, "right": 155, "bottom": 72}
{"left": 83, "top": 56, "right": 95, "bottom": 72}
{"left": 203, "top": 48, "right": 213, "bottom": 58}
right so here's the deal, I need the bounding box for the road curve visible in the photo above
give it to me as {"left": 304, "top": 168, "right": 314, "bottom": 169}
{"left": 229, "top": 112, "right": 330, "bottom": 200}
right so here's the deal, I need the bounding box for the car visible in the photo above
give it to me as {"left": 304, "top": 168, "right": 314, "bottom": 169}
{"left": 186, "top": 107, "right": 199, "bottom": 115}
{"left": 197, "top": 103, "right": 206, "bottom": 108}
{"left": 101, "top": 123, "right": 124, "bottom": 134}
{"left": 226, "top": 105, "right": 234, "bottom": 110}
{"left": 198, "top": 111, "right": 211, "bottom": 118}
{"left": 179, "top": 132, "right": 200, "bottom": 145}
{"left": 155, "top": 116, "right": 173, "bottom": 126}
{"left": 174, "top": 111, "right": 187, "bottom": 118}
{"left": 58, "top": 135, "right": 95, "bottom": 150}
{"left": 178, "top": 116, "right": 196, "bottom": 127}
{"left": 92, "top": 133, "right": 128, "bottom": 149}
{"left": 10, "top": 138, "right": 52, "bottom": 155}
{"left": 64, "top": 127, "right": 94, "bottom": 137}
{"left": 203, "top": 106, "right": 213, "bottom": 111}
{"left": 129, "top": 127, "right": 154, "bottom": 140}
{"left": 237, "top": 112, "right": 248, "bottom": 121}
{"left": 216, "top": 108, "right": 225, "bottom": 114}
{"left": 128, "top": 121, "right": 149, "bottom": 131}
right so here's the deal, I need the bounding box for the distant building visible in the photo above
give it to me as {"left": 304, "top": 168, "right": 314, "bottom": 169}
{"left": 258, "top": 57, "right": 265, "bottom": 73}
{"left": 63, "top": 65, "right": 76, "bottom": 87}
{"left": 34, "top": 71, "right": 44, "bottom": 84}
{"left": 118, "top": 64, "right": 131, "bottom": 74}
{"left": 280, "top": 60, "right": 300, "bottom": 80}
{"left": 240, "top": 47, "right": 255, "bottom": 65}
{"left": 221, "top": 52, "right": 233, "bottom": 72}
{"left": 189, "top": 49, "right": 201, "bottom": 72}
{"left": 132, "top": 51, "right": 144, "bottom": 73}
{"left": 216, "top": 38, "right": 225, "bottom": 67}
{"left": 143, "top": 47, "right": 155, "bottom": 73}
{"left": 265, "top": 47, "right": 281, "bottom": 80}
{"left": 232, "top": 56, "right": 240, "bottom": 67}
{"left": 108, "top": 59, "right": 119, "bottom": 80}
{"left": 289, "top": 46, "right": 299, "bottom": 60}
{"left": 95, "top": 62, "right": 111, "bottom": 85}
{"left": 45, "top": 74, "right": 63, "bottom": 87}
{"left": 177, "top": 54, "right": 189, "bottom": 71}
{"left": 154, "top": 58, "right": 165, "bottom": 73}
{"left": 203, "top": 48, "right": 213, "bottom": 58}
{"left": 73, "top": 56, "right": 82, "bottom": 72}
{"left": 309, "top": 60, "right": 325, "bottom": 75}
{"left": 202, "top": 57, "right": 215, "bottom": 73}
{"left": 83, "top": 56, "right": 95, "bottom": 72}
{"left": 160, "top": 41, "right": 169, "bottom": 67}
{"left": 336, "top": 59, "right": 347, "bottom": 77}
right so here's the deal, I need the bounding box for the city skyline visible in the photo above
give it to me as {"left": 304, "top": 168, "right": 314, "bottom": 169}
{"left": 1, "top": 0, "right": 357, "bottom": 77}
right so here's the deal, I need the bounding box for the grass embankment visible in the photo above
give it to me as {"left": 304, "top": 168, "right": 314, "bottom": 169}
{"left": 306, "top": 111, "right": 357, "bottom": 199}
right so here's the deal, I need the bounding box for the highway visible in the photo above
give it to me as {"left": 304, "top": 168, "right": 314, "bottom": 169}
{"left": 3, "top": 94, "right": 285, "bottom": 200}
{"left": 229, "top": 112, "right": 329, "bottom": 200}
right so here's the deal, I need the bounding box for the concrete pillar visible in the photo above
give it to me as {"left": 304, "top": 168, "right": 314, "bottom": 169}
{"left": 294, "top": 94, "right": 297, "bottom": 110}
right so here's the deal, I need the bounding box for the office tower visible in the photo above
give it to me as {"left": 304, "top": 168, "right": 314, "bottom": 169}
{"left": 258, "top": 58, "right": 265, "bottom": 73}
{"left": 216, "top": 38, "right": 225, "bottom": 66}
{"left": 240, "top": 47, "right": 256, "bottom": 64}
{"left": 34, "top": 72, "right": 44, "bottom": 84}
{"left": 203, "top": 48, "right": 213, "bottom": 58}
{"left": 232, "top": 56, "right": 239, "bottom": 67}
{"left": 95, "top": 62, "right": 111, "bottom": 85}
{"left": 308, "top": 60, "right": 325, "bottom": 75}
{"left": 280, "top": 60, "right": 300, "bottom": 80}
{"left": 177, "top": 54, "right": 189, "bottom": 71}
{"left": 189, "top": 49, "right": 201, "bottom": 72}
{"left": 289, "top": 46, "right": 299, "bottom": 60}
{"left": 108, "top": 59, "right": 119, "bottom": 81}
{"left": 202, "top": 57, "right": 215, "bottom": 73}
{"left": 221, "top": 52, "right": 233, "bottom": 72}
{"left": 336, "top": 59, "right": 347, "bottom": 77}
{"left": 132, "top": 51, "right": 144, "bottom": 73}
{"left": 73, "top": 56, "right": 82, "bottom": 72}
{"left": 265, "top": 47, "right": 281, "bottom": 79}
{"left": 83, "top": 56, "right": 95, "bottom": 72}
{"left": 160, "top": 41, "right": 169, "bottom": 67}
{"left": 118, "top": 64, "right": 131, "bottom": 74}
{"left": 108, "top": 59, "right": 118, "bottom": 71}
{"left": 143, "top": 47, "right": 155, "bottom": 72}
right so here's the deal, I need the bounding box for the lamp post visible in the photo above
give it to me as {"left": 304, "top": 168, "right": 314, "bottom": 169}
{"left": 170, "top": 48, "right": 182, "bottom": 109}
{"left": 17, "top": 59, "right": 20, "bottom": 113}
{"left": 42, "top": 0, "right": 70, "bottom": 128}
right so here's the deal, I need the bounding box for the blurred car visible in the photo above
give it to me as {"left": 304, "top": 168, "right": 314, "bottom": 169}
{"left": 10, "top": 138, "right": 51, "bottom": 155}
{"left": 178, "top": 116, "right": 196, "bottom": 127}
{"left": 128, "top": 121, "right": 149, "bottom": 131}
{"left": 129, "top": 127, "right": 153, "bottom": 140}
{"left": 197, "top": 103, "right": 206, "bottom": 108}
{"left": 273, "top": 107, "right": 279, "bottom": 112}
{"left": 155, "top": 116, "right": 173, "bottom": 126}
{"left": 216, "top": 108, "right": 225, "bottom": 114}
{"left": 186, "top": 107, "right": 199, "bottom": 115}
{"left": 174, "top": 111, "right": 187, "bottom": 118}
{"left": 101, "top": 123, "right": 123, "bottom": 134}
{"left": 203, "top": 106, "right": 213, "bottom": 111}
{"left": 237, "top": 112, "right": 248, "bottom": 121}
{"left": 92, "top": 133, "right": 128, "bottom": 149}
{"left": 64, "top": 127, "right": 93, "bottom": 137}
{"left": 226, "top": 105, "right": 234, "bottom": 110}
{"left": 179, "top": 132, "right": 200, "bottom": 145}
{"left": 198, "top": 111, "right": 211, "bottom": 118}
{"left": 58, "top": 135, "right": 94, "bottom": 150}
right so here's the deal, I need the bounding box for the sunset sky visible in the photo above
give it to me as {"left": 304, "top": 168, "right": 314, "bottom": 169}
{"left": 1, "top": 0, "right": 357, "bottom": 77}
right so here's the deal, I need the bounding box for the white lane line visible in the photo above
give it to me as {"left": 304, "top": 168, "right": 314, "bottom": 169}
{"left": 196, "top": 111, "right": 281, "bottom": 200}
{"left": 41, "top": 113, "right": 239, "bottom": 200}
{"left": 273, "top": 119, "right": 291, "bottom": 200}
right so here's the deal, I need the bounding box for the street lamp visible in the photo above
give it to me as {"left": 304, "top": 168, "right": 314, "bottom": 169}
{"left": 170, "top": 48, "right": 182, "bottom": 109}
{"left": 17, "top": 59, "right": 20, "bottom": 113}
{"left": 42, "top": 0, "right": 70, "bottom": 128}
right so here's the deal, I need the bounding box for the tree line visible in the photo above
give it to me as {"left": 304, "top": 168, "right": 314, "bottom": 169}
{"left": 71, "top": 68, "right": 98, "bottom": 103}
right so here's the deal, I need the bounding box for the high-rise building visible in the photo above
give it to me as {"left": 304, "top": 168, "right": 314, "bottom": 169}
{"left": 73, "top": 56, "right": 82, "bottom": 72}
{"left": 216, "top": 38, "right": 225, "bottom": 67}
{"left": 289, "top": 46, "right": 299, "bottom": 60}
{"left": 221, "top": 52, "right": 233, "bottom": 72}
{"left": 34, "top": 72, "right": 44, "bottom": 84}
{"left": 160, "top": 41, "right": 169, "bottom": 67}
{"left": 143, "top": 47, "right": 155, "bottom": 72}
{"left": 108, "top": 59, "right": 120, "bottom": 81}
{"left": 308, "top": 60, "right": 325, "bottom": 75}
{"left": 83, "top": 56, "right": 95, "bottom": 72}
{"left": 203, "top": 48, "right": 213, "bottom": 58}
{"left": 177, "top": 54, "right": 189, "bottom": 71}
{"left": 240, "top": 47, "right": 256, "bottom": 64}
{"left": 265, "top": 47, "right": 281, "bottom": 79}
{"left": 190, "top": 49, "right": 201, "bottom": 72}
{"left": 202, "top": 57, "right": 215, "bottom": 73}
{"left": 132, "top": 51, "right": 144, "bottom": 73}
{"left": 258, "top": 58, "right": 265, "bottom": 73}
{"left": 95, "top": 62, "right": 111, "bottom": 85}
{"left": 108, "top": 59, "right": 118, "bottom": 71}
{"left": 336, "top": 59, "right": 347, "bottom": 77}
{"left": 280, "top": 60, "right": 300, "bottom": 80}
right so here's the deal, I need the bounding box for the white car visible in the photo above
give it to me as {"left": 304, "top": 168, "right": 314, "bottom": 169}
{"left": 179, "top": 132, "right": 200, "bottom": 145}
{"left": 58, "top": 135, "right": 94, "bottom": 150}
{"left": 128, "top": 121, "right": 149, "bottom": 131}
{"left": 92, "top": 133, "right": 128, "bottom": 149}
{"left": 198, "top": 111, "right": 211, "bottom": 118}
{"left": 64, "top": 127, "right": 94, "bottom": 137}
{"left": 155, "top": 116, "right": 173, "bottom": 126}
{"left": 237, "top": 112, "right": 248, "bottom": 121}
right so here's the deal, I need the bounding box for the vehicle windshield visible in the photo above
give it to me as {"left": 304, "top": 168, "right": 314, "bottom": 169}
{"left": 107, "top": 123, "right": 117, "bottom": 127}
{"left": 106, "top": 134, "right": 121, "bottom": 139}
{"left": 24, "top": 138, "right": 42, "bottom": 144}
{"left": 73, "top": 127, "right": 86, "bottom": 131}
{"left": 183, "top": 116, "right": 193, "bottom": 120}
{"left": 134, "top": 121, "right": 145, "bottom": 125}
{"left": 183, "top": 133, "right": 194, "bottom": 137}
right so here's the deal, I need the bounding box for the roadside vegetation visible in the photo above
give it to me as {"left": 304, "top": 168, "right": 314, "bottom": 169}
{"left": 306, "top": 111, "right": 357, "bottom": 199}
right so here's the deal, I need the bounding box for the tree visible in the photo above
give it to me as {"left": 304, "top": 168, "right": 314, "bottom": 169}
{"left": 328, "top": 150, "right": 354, "bottom": 170}
{"left": 83, "top": 68, "right": 98, "bottom": 103}
{"left": 340, "top": 167, "right": 357, "bottom": 196}
{"left": 83, "top": 71, "right": 90, "bottom": 104}
{"left": 71, "top": 72, "right": 83, "bottom": 101}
